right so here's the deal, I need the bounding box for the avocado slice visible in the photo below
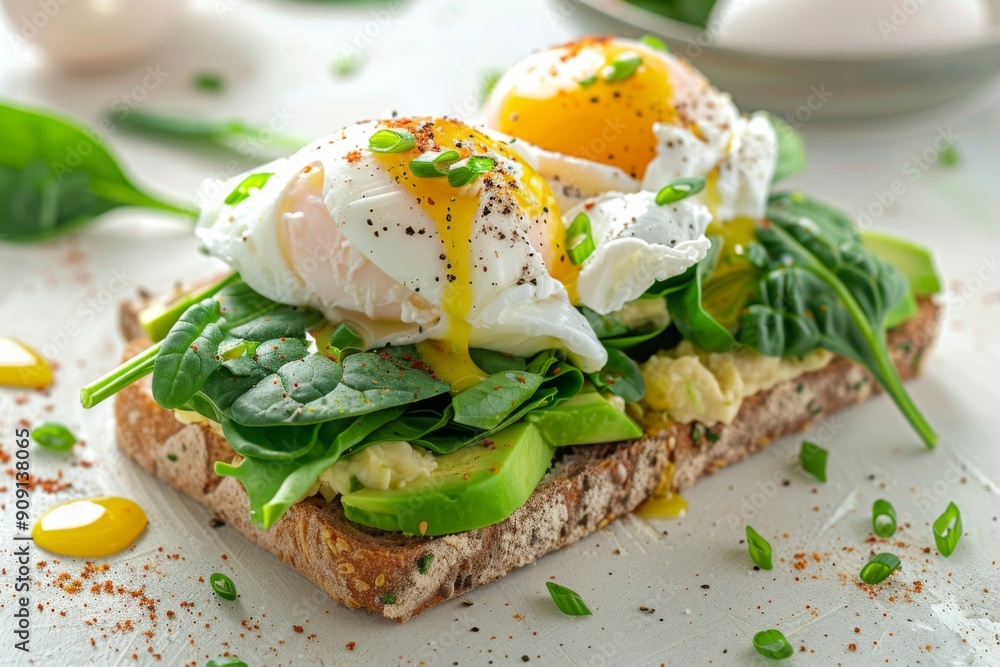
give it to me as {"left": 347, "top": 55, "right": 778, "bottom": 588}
{"left": 527, "top": 391, "right": 643, "bottom": 446}
{"left": 340, "top": 422, "right": 554, "bottom": 536}
{"left": 885, "top": 285, "right": 919, "bottom": 329}
{"left": 861, "top": 229, "right": 942, "bottom": 297}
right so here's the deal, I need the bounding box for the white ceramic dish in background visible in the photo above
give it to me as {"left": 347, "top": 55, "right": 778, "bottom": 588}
{"left": 572, "top": 0, "right": 1000, "bottom": 118}
{"left": 1, "top": 0, "right": 186, "bottom": 73}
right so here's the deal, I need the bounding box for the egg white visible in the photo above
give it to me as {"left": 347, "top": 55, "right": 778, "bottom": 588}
{"left": 196, "top": 119, "right": 609, "bottom": 372}
{"left": 567, "top": 191, "right": 712, "bottom": 315}
{"left": 484, "top": 37, "right": 778, "bottom": 220}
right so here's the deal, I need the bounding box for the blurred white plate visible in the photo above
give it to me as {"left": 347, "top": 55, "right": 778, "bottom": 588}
{"left": 573, "top": 0, "right": 1000, "bottom": 118}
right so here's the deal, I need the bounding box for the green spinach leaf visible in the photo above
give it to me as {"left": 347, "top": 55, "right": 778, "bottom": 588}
{"left": 587, "top": 347, "right": 644, "bottom": 403}
{"left": 216, "top": 407, "right": 405, "bottom": 528}
{"left": 753, "top": 193, "right": 936, "bottom": 446}
{"left": 111, "top": 109, "right": 307, "bottom": 156}
{"left": 452, "top": 371, "right": 545, "bottom": 430}
{"left": 151, "top": 299, "right": 227, "bottom": 409}
{"left": 0, "top": 103, "right": 197, "bottom": 242}
{"left": 226, "top": 347, "right": 450, "bottom": 425}
{"left": 667, "top": 237, "right": 738, "bottom": 352}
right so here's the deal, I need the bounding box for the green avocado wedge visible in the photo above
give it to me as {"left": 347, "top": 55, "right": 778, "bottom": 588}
{"left": 528, "top": 391, "right": 642, "bottom": 446}
{"left": 861, "top": 229, "right": 942, "bottom": 297}
{"left": 340, "top": 422, "right": 555, "bottom": 536}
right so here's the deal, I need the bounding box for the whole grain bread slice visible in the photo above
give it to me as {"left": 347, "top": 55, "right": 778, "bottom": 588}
{"left": 114, "top": 297, "right": 940, "bottom": 621}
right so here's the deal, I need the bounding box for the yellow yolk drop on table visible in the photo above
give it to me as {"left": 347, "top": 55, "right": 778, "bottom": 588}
{"left": 32, "top": 497, "right": 147, "bottom": 557}
{"left": 0, "top": 338, "right": 53, "bottom": 389}
{"left": 636, "top": 462, "right": 689, "bottom": 519}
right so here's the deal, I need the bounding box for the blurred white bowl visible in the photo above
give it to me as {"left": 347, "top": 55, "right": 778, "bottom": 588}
{"left": 572, "top": 0, "right": 1000, "bottom": 118}
{"left": 2, "top": 0, "right": 185, "bottom": 73}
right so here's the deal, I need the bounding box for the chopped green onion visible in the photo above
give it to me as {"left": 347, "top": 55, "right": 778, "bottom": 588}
{"left": 752, "top": 629, "right": 794, "bottom": 660}
{"left": 859, "top": 552, "right": 901, "bottom": 585}
{"left": 640, "top": 35, "right": 670, "bottom": 52}
{"left": 194, "top": 73, "right": 225, "bottom": 92}
{"left": 31, "top": 423, "right": 77, "bottom": 453}
{"left": 225, "top": 172, "right": 274, "bottom": 206}
{"left": 545, "top": 581, "right": 592, "bottom": 616}
{"left": 368, "top": 128, "right": 416, "bottom": 153}
{"left": 799, "top": 440, "right": 828, "bottom": 482}
{"left": 379, "top": 593, "right": 396, "bottom": 605}
{"left": 447, "top": 156, "right": 495, "bottom": 187}
{"left": 566, "top": 213, "right": 596, "bottom": 265}
{"left": 210, "top": 572, "right": 238, "bottom": 600}
{"left": 601, "top": 51, "right": 642, "bottom": 83}
{"left": 207, "top": 658, "right": 247, "bottom": 667}
{"left": 417, "top": 553, "right": 434, "bottom": 574}
{"left": 655, "top": 177, "right": 705, "bottom": 205}
{"left": 937, "top": 144, "right": 960, "bottom": 167}
{"left": 578, "top": 74, "right": 598, "bottom": 88}
{"left": 746, "top": 525, "right": 773, "bottom": 570}
{"left": 932, "top": 502, "right": 962, "bottom": 557}
{"left": 410, "top": 150, "right": 460, "bottom": 178}
{"left": 332, "top": 52, "right": 361, "bottom": 77}
{"left": 140, "top": 272, "right": 240, "bottom": 343}
{"left": 872, "top": 499, "right": 897, "bottom": 538}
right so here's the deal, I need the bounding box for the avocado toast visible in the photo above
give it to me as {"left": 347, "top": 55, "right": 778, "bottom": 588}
{"left": 81, "top": 37, "right": 944, "bottom": 621}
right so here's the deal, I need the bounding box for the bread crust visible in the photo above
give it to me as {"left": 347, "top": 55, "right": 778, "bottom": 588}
{"left": 114, "top": 298, "right": 940, "bottom": 621}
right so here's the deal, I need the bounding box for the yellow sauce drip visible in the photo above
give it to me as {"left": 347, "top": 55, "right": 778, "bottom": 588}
{"left": 32, "top": 497, "right": 147, "bottom": 558}
{"left": 415, "top": 339, "right": 487, "bottom": 394}
{"left": 496, "top": 38, "right": 677, "bottom": 181}
{"left": 636, "top": 462, "right": 689, "bottom": 519}
{"left": 636, "top": 492, "right": 689, "bottom": 519}
{"left": 703, "top": 167, "right": 722, "bottom": 220}
{"left": 372, "top": 117, "right": 576, "bottom": 349}
{"left": 0, "top": 338, "right": 53, "bottom": 389}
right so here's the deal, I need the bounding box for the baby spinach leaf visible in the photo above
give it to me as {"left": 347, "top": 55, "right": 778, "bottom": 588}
{"left": 216, "top": 407, "right": 405, "bottom": 528}
{"left": 667, "top": 237, "right": 737, "bottom": 352}
{"left": 469, "top": 348, "right": 528, "bottom": 374}
{"left": 755, "top": 193, "right": 936, "bottom": 447}
{"left": 587, "top": 347, "right": 644, "bottom": 403}
{"left": 452, "top": 371, "right": 545, "bottom": 430}
{"left": 110, "top": 109, "right": 308, "bottom": 156}
{"left": 0, "top": 103, "right": 197, "bottom": 242}
{"left": 152, "top": 298, "right": 227, "bottom": 409}
{"left": 580, "top": 303, "right": 671, "bottom": 350}
{"left": 221, "top": 419, "right": 322, "bottom": 460}
{"left": 227, "top": 347, "right": 450, "bottom": 425}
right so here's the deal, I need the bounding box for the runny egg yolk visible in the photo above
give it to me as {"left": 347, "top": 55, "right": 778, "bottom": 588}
{"left": 372, "top": 118, "right": 576, "bottom": 370}
{"left": 495, "top": 38, "right": 677, "bottom": 180}
{"left": 32, "top": 497, "right": 147, "bottom": 558}
{"left": 0, "top": 338, "right": 53, "bottom": 389}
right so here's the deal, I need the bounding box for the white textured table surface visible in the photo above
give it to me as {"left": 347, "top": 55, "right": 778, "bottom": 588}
{"left": 2, "top": 1, "right": 1000, "bottom": 665}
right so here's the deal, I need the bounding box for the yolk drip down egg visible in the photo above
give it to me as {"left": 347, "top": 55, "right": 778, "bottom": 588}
{"left": 483, "top": 36, "right": 778, "bottom": 221}
{"left": 197, "top": 117, "right": 712, "bottom": 374}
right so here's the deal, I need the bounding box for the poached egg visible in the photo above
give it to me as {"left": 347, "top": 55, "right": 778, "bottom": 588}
{"left": 197, "top": 117, "right": 711, "bottom": 377}
{"left": 483, "top": 36, "right": 777, "bottom": 221}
